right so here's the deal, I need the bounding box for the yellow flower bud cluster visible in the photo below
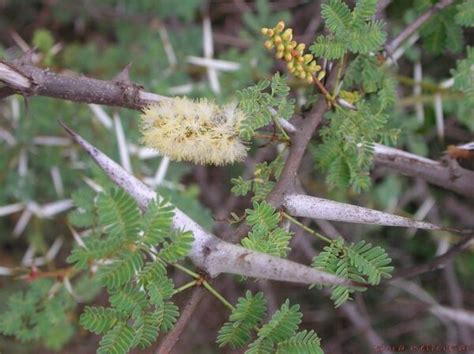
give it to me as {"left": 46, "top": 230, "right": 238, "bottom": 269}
{"left": 261, "top": 21, "right": 325, "bottom": 83}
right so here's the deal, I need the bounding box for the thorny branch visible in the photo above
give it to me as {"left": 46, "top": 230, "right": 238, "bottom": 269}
{"left": 392, "top": 233, "right": 474, "bottom": 280}
{"left": 0, "top": 56, "right": 166, "bottom": 109}
{"left": 1, "top": 51, "right": 471, "bottom": 352}
{"left": 60, "top": 121, "right": 357, "bottom": 287}
{"left": 374, "top": 144, "right": 474, "bottom": 199}
{"left": 155, "top": 287, "right": 206, "bottom": 354}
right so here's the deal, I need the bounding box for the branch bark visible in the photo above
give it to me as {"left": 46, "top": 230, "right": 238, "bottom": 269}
{"left": 155, "top": 287, "right": 206, "bottom": 354}
{"left": 374, "top": 144, "right": 474, "bottom": 199}
{"left": 0, "top": 60, "right": 166, "bottom": 109}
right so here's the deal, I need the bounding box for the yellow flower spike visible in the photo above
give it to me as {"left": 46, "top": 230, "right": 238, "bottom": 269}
{"left": 276, "top": 43, "right": 285, "bottom": 52}
{"left": 264, "top": 40, "right": 273, "bottom": 49}
{"left": 303, "top": 54, "right": 313, "bottom": 64}
{"left": 298, "top": 71, "right": 306, "bottom": 79}
{"left": 261, "top": 28, "right": 269, "bottom": 35}
{"left": 287, "top": 62, "right": 294, "bottom": 70}
{"left": 306, "top": 75, "right": 314, "bottom": 83}
{"left": 296, "top": 43, "right": 305, "bottom": 52}
{"left": 276, "top": 51, "right": 284, "bottom": 59}
{"left": 317, "top": 71, "right": 326, "bottom": 81}
{"left": 284, "top": 53, "right": 293, "bottom": 62}
{"left": 282, "top": 28, "right": 293, "bottom": 41}
{"left": 141, "top": 98, "right": 247, "bottom": 165}
{"left": 274, "top": 35, "right": 282, "bottom": 44}
{"left": 275, "top": 21, "right": 285, "bottom": 32}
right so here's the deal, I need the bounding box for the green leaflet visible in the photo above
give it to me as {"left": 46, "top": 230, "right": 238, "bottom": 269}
{"left": 311, "top": 0, "right": 385, "bottom": 60}
{"left": 276, "top": 330, "right": 323, "bottom": 354}
{"left": 312, "top": 238, "right": 392, "bottom": 307}
{"left": 217, "top": 291, "right": 267, "bottom": 348}
{"left": 218, "top": 294, "right": 323, "bottom": 353}
{"left": 238, "top": 73, "right": 295, "bottom": 140}
{"left": 80, "top": 306, "right": 127, "bottom": 334}
{"left": 68, "top": 188, "right": 189, "bottom": 352}
{"left": 242, "top": 201, "right": 293, "bottom": 257}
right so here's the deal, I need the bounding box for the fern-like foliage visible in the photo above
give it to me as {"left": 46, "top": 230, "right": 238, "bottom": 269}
{"left": 312, "top": 53, "right": 399, "bottom": 192}
{"left": 241, "top": 201, "right": 293, "bottom": 257}
{"left": 98, "top": 249, "right": 144, "bottom": 289}
{"left": 80, "top": 306, "right": 127, "bottom": 334}
{"left": 309, "top": 2, "right": 398, "bottom": 192}
{"left": 231, "top": 153, "right": 285, "bottom": 202}
{"left": 141, "top": 199, "right": 174, "bottom": 247}
{"left": 417, "top": 2, "right": 465, "bottom": 55}
{"left": 247, "top": 300, "right": 304, "bottom": 353}
{"left": 313, "top": 103, "right": 399, "bottom": 192}
{"left": 347, "top": 240, "right": 394, "bottom": 285}
{"left": 238, "top": 73, "right": 295, "bottom": 140}
{"left": 67, "top": 187, "right": 192, "bottom": 353}
{"left": 68, "top": 187, "right": 96, "bottom": 228}
{"left": 312, "top": 238, "right": 393, "bottom": 307}
{"left": 276, "top": 330, "right": 323, "bottom": 354}
{"left": 217, "top": 295, "right": 323, "bottom": 353}
{"left": 97, "top": 323, "right": 135, "bottom": 354}
{"left": 217, "top": 291, "right": 267, "bottom": 348}
{"left": 96, "top": 188, "right": 141, "bottom": 241}
{"left": 455, "top": 0, "right": 474, "bottom": 27}
{"left": 310, "top": 0, "right": 385, "bottom": 60}
{"left": 0, "top": 279, "right": 76, "bottom": 350}
{"left": 450, "top": 46, "right": 474, "bottom": 131}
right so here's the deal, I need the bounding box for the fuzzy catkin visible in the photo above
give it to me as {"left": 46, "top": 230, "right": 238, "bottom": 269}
{"left": 140, "top": 97, "right": 248, "bottom": 165}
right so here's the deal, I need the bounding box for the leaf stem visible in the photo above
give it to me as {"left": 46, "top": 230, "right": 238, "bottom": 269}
{"left": 272, "top": 116, "right": 291, "bottom": 141}
{"left": 282, "top": 211, "right": 332, "bottom": 243}
{"left": 202, "top": 280, "right": 235, "bottom": 311}
{"left": 332, "top": 54, "right": 349, "bottom": 97}
{"left": 253, "top": 133, "right": 290, "bottom": 143}
{"left": 171, "top": 262, "right": 200, "bottom": 279}
{"left": 172, "top": 280, "right": 198, "bottom": 295}
{"left": 313, "top": 76, "right": 334, "bottom": 104}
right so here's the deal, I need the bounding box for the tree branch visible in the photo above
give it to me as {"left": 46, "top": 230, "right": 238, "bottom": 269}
{"left": 374, "top": 144, "right": 474, "bottom": 199}
{"left": 385, "top": 0, "right": 454, "bottom": 54}
{"left": 60, "top": 122, "right": 358, "bottom": 287}
{"left": 391, "top": 233, "right": 474, "bottom": 280}
{"left": 0, "top": 59, "right": 166, "bottom": 109}
{"left": 155, "top": 287, "right": 206, "bottom": 354}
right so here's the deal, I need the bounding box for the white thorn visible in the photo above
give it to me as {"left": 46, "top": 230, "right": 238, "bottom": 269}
{"left": 50, "top": 166, "right": 65, "bottom": 197}
{"left": 89, "top": 104, "right": 113, "bottom": 129}
{"left": 152, "top": 156, "right": 170, "bottom": 188}
{"left": 434, "top": 93, "right": 444, "bottom": 140}
{"left": 113, "top": 113, "right": 132, "bottom": 173}
{"left": 13, "top": 208, "right": 33, "bottom": 237}
{"left": 0, "top": 203, "right": 24, "bottom": 217}
{"left": 45, "top": 238, "right": 64, "bottom": 261}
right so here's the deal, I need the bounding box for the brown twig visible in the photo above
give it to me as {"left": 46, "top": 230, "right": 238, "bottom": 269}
{"left": 385, "top": 0, "right": 454, "bottom": 55}
{"left": 0, "top": 59, "right": 164, "bottom": 110}
{"left": 391, "top": 233, "right": 474, "bottom": 280}
{"left": 373, "top": 146, "right": 474, "bottom": 199}
{"left": 155, "top": 287, "right": 206, "bottom": 354}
